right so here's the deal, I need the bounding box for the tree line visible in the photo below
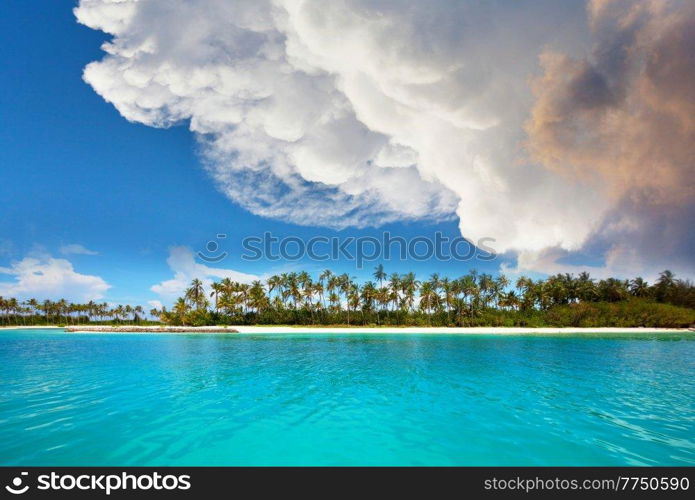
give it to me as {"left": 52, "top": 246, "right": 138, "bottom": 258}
{"left": 153, "top": 268, "right": 695, "bottom": 328}
{"left": 0, "top": 298, "right": 149, "bottom": 326}
{"left": 1, "top": 268, "right": 693, "bottom": 328}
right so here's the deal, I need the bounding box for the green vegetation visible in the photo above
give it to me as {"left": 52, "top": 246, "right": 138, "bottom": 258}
{"left": 1, "top": 269, "right": 693, "bottom": 328}
{"left": 0, "top": 299, "right": 155, "bottom": 326}
{"left": 154, "top": 269, "right": 695, "bottom": 328}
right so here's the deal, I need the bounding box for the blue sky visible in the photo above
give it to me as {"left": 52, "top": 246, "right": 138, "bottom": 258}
{"left": 0, "top": 1, "right": 507, "bottom": 307}
{"left": 1, "top": 1, "right": 692, "bottom": 307}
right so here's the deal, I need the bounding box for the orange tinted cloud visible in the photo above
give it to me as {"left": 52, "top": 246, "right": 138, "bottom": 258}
{"left": 526, "top": 0, "right": 694, "bottom": 206}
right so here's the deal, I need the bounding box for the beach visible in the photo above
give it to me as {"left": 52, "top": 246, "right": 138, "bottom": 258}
{"left": 51, "top": 325, "right": 694, "bottom": 334}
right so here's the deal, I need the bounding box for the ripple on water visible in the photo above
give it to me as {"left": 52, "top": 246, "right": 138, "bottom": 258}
{"left": 0, "top": 330, "right": 693, "bottom": 465}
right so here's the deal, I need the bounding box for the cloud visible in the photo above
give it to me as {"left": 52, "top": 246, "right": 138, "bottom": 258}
{"left": 0, "top": 253, "right": 111, "bottom": 301}
{"left": 524, "top": 0, "right": 695, "bottom": 277}
{"left": 76, "top": 0, "right": 693, "bottom": 278}
{"left": 146, "top": 300, "right": 164, "bottom": 318}
{"left": 150, "top": 246, "right": 259, "bottom": 302}
{"left": 60, "top": 243, "right": 99, "bottom": 256}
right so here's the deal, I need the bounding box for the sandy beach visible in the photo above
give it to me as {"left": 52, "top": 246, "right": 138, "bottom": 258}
{"left": 232, "top": 326, "right": 694, "bottom": 335}
{"left": 33, "top": 325, "right": 694, "bottom": 334}
{"left": 0, "top": 326, "right": 66, "bottom": 330}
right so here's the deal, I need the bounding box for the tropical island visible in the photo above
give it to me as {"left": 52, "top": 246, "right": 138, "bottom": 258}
{"left": 2, "top": 268, "right": 694, "bottom": 329}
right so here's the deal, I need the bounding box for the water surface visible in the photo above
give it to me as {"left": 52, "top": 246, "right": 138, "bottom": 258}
{"left": 1, "top": 329, "right": 693, "bottom": 465}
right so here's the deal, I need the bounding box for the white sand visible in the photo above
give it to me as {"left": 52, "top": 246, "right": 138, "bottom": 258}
{"left": 231, "top": 326, "right": 692, "bottom": 335}
{"left": 40, "top": 325, "right": 695, "bottom": 334}
{"left": 0, "top": 326, "right": 64, "bottom": 330}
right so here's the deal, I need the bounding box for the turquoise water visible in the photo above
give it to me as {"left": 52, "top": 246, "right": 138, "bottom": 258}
{"left": 0, "top": 329, "right": 693, "bottom": 466}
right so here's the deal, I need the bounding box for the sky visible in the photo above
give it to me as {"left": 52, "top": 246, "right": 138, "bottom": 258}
{"left": 0, "top": 0, "right": 693, "bottom": 309}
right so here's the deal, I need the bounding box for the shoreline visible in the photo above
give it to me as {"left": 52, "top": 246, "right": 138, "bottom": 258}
{"left": 233, "top": 326, "right": 695, "bottom": 334}
{"left": 29, "top": 325, "right": 695, "bottom": 334}
{"left": 0, "top": 325, "right": 64, "bottom": 330}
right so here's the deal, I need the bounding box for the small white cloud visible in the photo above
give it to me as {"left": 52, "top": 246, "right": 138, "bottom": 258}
{"left": 60, "top": 244, "right": 99, "bottom": 256}
{"left": 148, "top": 300, "right": 164, "bottom": 310}
{"left": 0, "top": 253, "right": 111, "bottom": 301}
{"left": 151, "top": 246, "right": 259, "bottom": 302}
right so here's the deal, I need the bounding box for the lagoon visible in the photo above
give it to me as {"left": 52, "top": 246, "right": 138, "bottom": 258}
{"left": 1, "top": 328, "right": 693, "bottom": 465}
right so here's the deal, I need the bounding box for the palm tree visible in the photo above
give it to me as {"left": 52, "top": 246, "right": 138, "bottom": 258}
{"left": 173, "top": 298, "right": 190, "bottom": 325}
{"left": 478, "top": 274, "right": 494, "bottom": 308}
{"left": 598, "top": 278, "right": 629, "bottom": 302}
{"left": 287, "top": 273, "right": 301, "bottom": 310}
{"left": 299, "top": 272, "right": 313, "bottom": 312}
{"left": 388, "top": 273, "right": 401, "bottom": 309}
{"left": 328, "top": 292, "right": 341, "bottom": 314}
{"left": 319, "top": 269, "right": 333, "bottom": 311}
{"left": 657, "top": 270, "right": 675, "bottom": 288}
{"left": 494, "top": 274, "right": 509, "bottom": 308}
{"left": 0, "top": 297, "right": 8, "bottom": 325}
{"left": 134, "top": 305, "right": 144, "bottom": 323}
{"left": 373, "top": 264, "right": 386, "bottom": 288}
{"left": 99, "top": 302, "right": 109, "bottom": 322}
{"left": 375, "top": 286, "right": 390, "bottom": 324}
{"left": 248, "top": 281, "right": 268, "bottom": 314}
{"left": 575, "top": 272, "right": 597, "bottom": 302}
{"left": 441, "top": 277, "right": 454, "bottom": 323}
{"left": 419, "top": 281, "right": 440, "bottom": 323}
{"left": 7, "top": 298, "right": 19, "bottom": 325}
{"left": 460, "top": 273, "right": 479, "bottom": 310}
{"left": 210, "top": 282, "right": 224, "bottom": 312}
{"left": 237, "top": 283, "right": 250, "bottom": 314}
{"left": 360, "top": 281, "right": 376, "bottom": 317}
{"left": 347, "top": 284, "right": 359, "bottom": 325}
{"left": 655, "top": 270, "right": 676, "bottom": 303}
{"left": 630, "top": 277, "right": 650, "bottom": 297}
{"left": 499, "top": 290, "right": 520, "bottom": 311}
{"left": 339, "top": 274, "right": 354, "bottom": 323}
{"left": 266, "top": 275, "right": 281, "bottom": 304}
{"left": 123, "top": 305, "right": 133, "bottom": 323}
{"left": 220, "top": 291, "right": 242, "bottom": 316}
{"left": 185, "top": 279, "right": 207, "bottom": 310}
{"left": 150, "top": 307, "right": 162, "bottom": 320}
{"left": 313, "top": 281, "right": 325, "bottom": 317}
{"left": 401, "top": 272, "right": 419, "bottom": 313}
{"left": 113, "top": 305, "right": 125, "bottom": 324}
{"left": 42, "top": 300, "right": 52, "bottom": 325}
{"left": 27, "top": 298, "right": 38, "bottom": 319}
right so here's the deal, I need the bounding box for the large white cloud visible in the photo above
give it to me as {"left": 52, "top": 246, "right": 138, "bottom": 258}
{"left": 151, "top": 246, "right": 259, "bottom": 302}
{"left": 0, "top": 253, "right": 111, "bottom": 301}
{"left": 76, "top": 0, "right": 693, "bottom": 278}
